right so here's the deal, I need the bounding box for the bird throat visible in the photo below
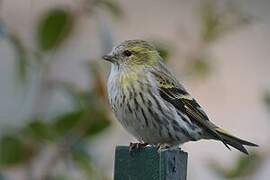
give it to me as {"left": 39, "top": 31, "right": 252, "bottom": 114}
{"left": 117, "top": 71, "right": 139, "bottom": 88}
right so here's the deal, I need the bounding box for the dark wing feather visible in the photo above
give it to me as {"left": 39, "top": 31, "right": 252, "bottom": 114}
{"left": 151, "top": 60, "right": 257, "bottom": 153}
{"left": 152, "top": 68, "right": 230, "bottom": 149}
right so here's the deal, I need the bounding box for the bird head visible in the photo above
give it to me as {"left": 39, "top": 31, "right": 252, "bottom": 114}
{"left": 102, "top": 40, "right": 159, "bottom": 70}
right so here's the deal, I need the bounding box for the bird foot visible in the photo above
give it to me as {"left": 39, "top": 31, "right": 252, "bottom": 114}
{"left": 129, "top": 142, "right": 148, "bottom": 152}
{"left": 157, "top": 144, "right": 181, "bottom": 152}
{"left": 156, "top": 143, "right": 171, "bottom": 152}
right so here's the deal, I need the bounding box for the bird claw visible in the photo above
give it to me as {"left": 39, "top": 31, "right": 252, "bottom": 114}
{"left": 156, "top": 144, "right": 181, "bottom": 153}
{"left": 156, "top": 143, "right": 170, "bottom": 152}
{"left": 129, "top": 142, "right": 148, "bottom": 153}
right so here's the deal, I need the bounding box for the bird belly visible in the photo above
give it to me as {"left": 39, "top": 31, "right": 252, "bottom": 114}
{"left": 108, "top": 79, "right": 201, "bottom": 145}
{"left": 114, "top": 96, "right": 192, "bottom": 145}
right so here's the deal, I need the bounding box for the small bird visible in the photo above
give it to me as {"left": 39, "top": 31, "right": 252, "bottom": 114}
{"left": 103, "top": 40, "right": 258, "bottom": 154}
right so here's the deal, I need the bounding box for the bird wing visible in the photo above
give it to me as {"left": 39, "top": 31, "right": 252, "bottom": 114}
{"left": 151, "top": 67, "right": 230, "bottom": 148}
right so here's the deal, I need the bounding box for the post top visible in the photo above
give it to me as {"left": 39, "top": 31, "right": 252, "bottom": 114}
{"left": 115, "top": 145, "right": 187, "bottom": 154}
{"left": 114, "top": 145, "right": 188, "bottom": 180}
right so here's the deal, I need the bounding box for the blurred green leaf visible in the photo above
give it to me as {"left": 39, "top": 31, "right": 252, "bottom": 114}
{"left": 200, "top": 0, "right": 221, "bottom": 42}
{"left": 24, "top": 119, "right": 52, "bottom": 140}
{"left": 210, "top": 151, "right": 263, "bottom": 179}
{"left": 0, "top": 135, "right": 28, "bottom": 166}
{"left": 53, "top": 110, "right": 84, "bottom": 137}
{"left": 99, "top": 0, "right": 123, "bottom": 18}
{"left": 83, "top": 110, "right": 111, "bottom": 138}
{"left": 8, "top": 34, "right": 28, "bottom": 83}
{"left": 157, "top": 47, "right": 169, "bottom": 61}
{"left": 154, "top": 43, "right": 171, "bottom": 62}
{"left": 187, "top": 56, "right": 212, "bottom": 78}
{"left": 263, "top": 91, "right": 270, "bottom": 110}
{"left": 37, "top": 8, "right": 73, "bottom": 51}
{"left": 200, "top": 1, "right": 253, "bottom": 43}
{"left": 52, "top": 107, "right": 111, "bottom": 138}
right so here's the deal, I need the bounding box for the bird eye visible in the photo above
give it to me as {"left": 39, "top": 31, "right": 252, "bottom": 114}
{"left": 123, "top": 50, "right": 132, "bottom": 57}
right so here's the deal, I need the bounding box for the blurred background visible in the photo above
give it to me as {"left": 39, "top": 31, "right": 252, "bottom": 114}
{"left": 0, "top": 0, "right": 269, "bottom": 179}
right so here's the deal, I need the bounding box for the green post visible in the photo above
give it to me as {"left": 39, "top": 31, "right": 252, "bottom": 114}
{"left": 114, "top": 146, "right": 188, "bottom": 180}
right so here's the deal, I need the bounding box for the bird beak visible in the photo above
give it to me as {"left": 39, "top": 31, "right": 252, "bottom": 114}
{"left": 102, "top": 55, "right": 115, "bottom": 63}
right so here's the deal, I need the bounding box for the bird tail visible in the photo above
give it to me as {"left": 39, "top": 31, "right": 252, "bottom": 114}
{"left": 215, "top": 128, "right": 258, "bottom": 154}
